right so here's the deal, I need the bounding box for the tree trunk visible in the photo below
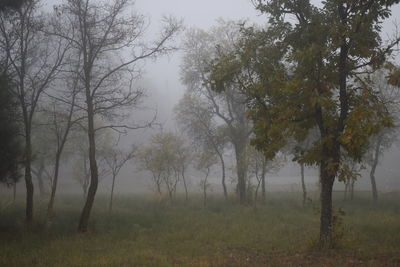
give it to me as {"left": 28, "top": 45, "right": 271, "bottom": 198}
{"left": 370, "top": 137, "right": 381, "bottom": 202}
{"left": 261, "top": 170, "right": 266, "bottom": 203}
{"left": 255, "top": 177, "right": 261, "bottom": 203}
{"left": 319, "top": 159, "right": 336, "bottom": 248}
{"left": 234, "top": 141, "right": 247, "bottom": 204}
{"left": 47, "top": 153, "right": 61, "bottom": 220}
{"left": 350, "top": 180, "right": 355, "bottom": 200}
{"left": 78, "top": 96, "right": 99, "bottom": 233}
{"left": 217, "top": 151, "right": 227, "bottom": 199}
{"left": 203, "top": 168, "right": 210, "bottom": 207}
{"left": 181, "top": 168, "right": 188, "bottom": 202}
{"left": 300, "top": 163, "right": 307, "bottom": 206}
{"left": 24, "top": 134, "right": 34, "bottom": 224}
{"left": 109, "top": 174, "right": 116, "bottom": 213}
{"left": 36, "top": 161, "right": 46, "bottom": 197}
{"left": 13, "top": 183, "right": 16, "bottom": 203}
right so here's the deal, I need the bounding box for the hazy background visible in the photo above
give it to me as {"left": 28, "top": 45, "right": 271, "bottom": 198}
{"left": 2, "top": 0, "right": 400, "bottom": 197}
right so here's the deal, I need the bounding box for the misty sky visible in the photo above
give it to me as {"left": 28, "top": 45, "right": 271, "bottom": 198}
{"left": 7, "top": 0, "right": 399, "bottom": 196}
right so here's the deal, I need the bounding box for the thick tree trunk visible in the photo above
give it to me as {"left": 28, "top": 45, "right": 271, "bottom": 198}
{"left": 319, "top": 161, "right": 335, "bottom": 247}
{"left": 234, "top": 141, "right": 247, "bottom": 204}
{"left": 370, "top": 137, "right": 381, "bottom": 202}
{"left": 300, "top": 163, "right": 307, "bottom": 206}
{"left": 78, "top": 96, "right": 99, "bottom": 233}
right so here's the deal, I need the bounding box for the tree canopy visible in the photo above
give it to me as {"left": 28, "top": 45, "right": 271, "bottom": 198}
{"left": 209, "top": 0, "right": 400, "bottom": 247}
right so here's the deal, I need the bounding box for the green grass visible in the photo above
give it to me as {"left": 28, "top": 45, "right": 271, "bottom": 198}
{"left": 1, "top": 192, "right": 400, "bottom": 266}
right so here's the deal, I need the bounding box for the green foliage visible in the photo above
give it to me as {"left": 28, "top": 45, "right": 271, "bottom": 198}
{"left": 210, "top": 0, "right": 400, "bottom": 170}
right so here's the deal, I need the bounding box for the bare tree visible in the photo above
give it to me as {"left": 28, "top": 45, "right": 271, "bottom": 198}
{"left": 0, "top": 0, "right": 69, "bottom": 223}
{"left": 55, "top": 0, "right": 181, "bottom": 232}
{"left": 247, "top": 146, "right": 282, "bottom": 204}
{"left": 195, "top": 149, "right": 217, "bottom": 207}
{"left": 104, "top": 144, "right": 135, "bottom": 213}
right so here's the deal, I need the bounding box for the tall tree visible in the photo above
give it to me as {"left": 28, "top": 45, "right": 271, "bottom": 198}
{"left": 210, "top": 0, "right": 400, "bottom": 247}
{"left": 56, "top": 0, "right": 181, "bottom": 232}
{"left": 181, "top": 21, "right": 253, "bottom": 204}
{"left": 364, "top": 70, "right": 400, "bottom": 201}
{"left": 0, "top": 0, "right": 69, "bottom": 223}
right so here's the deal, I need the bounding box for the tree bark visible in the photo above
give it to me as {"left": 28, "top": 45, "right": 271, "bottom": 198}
{"left": 24, "top": 131, "right": 34, "bottom": 224}
{"left": 217, "top": 151, "right": 228, "bottom": 200}
{"left": 181, "top": 169, "right": 188, "bottom": 202}
{"left": 319, "top": 159, "right": 336, "bottom": 248}
{"left": 47, "top": 153, "right": 61, "bottom": 220}
{"left": 109, "top": 174, "right": 116, "bottom": 213}
{"left": 203, "top": 168, "right": 210, "bottom": 207}
{"left": 370, "top": 136, "right": 381, "bottom": 202}
{"left": 78, "top": 95, "right": 99, "bottom": 233}
{"left": 300, "top": 163, "right": 307, "bottom": 206}
{"left": 234, "top": 140, "right": 247, "bottom": 204}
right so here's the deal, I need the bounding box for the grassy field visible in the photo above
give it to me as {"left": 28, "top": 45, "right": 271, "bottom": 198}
{"left": 1, "top": 192, "right": 400, "bottom": 266}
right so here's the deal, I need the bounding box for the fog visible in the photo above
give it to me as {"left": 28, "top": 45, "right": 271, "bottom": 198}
{"left": 2, "top": 0, "right": 400, "bottom": 199}
{"left": 2, "top": 0, "right": 400, "bottom": 264}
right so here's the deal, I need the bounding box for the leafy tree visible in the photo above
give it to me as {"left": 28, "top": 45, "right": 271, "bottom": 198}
{"left": 210, "top": 0, "right": 400, "bottom": 247}
{"left": 137, "top": 132, "right": 190, "bottom": 201}
{"left": 181, "top": 21, "right": 253, "bottom": 204}
{"left": 175, "top": 93, "right": 228, "bottom": 198}
{"left": 363, "top": 70, "right": 400, "bottom": 201}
